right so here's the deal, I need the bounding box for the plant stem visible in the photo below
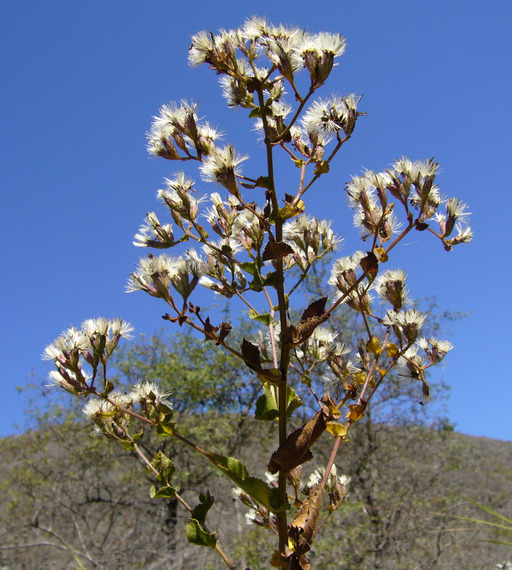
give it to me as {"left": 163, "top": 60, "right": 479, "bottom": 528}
{"left": 256, "top": 85, "right": 289, "bottom": 564}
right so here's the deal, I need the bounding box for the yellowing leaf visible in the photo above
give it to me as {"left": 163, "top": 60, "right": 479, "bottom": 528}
{"left": 375, "top": 247, "right": 388, "bottom": 262}
{"left": 346, "top": 401, "right": 367, "bottom": 423}
{"left": 354, "top": 372, "right": 367, "bottom": 385}
{"left": 386, "top": 342, "right": 399, "bottom": 357}
{"left": 367, "top": 336, "right": 382, "bottom": 355}
{"left": 279, "top": 200, "right": 305, "bottom": 221}
{"left": 326, "top": 421, "right": 348, "bottom": 438}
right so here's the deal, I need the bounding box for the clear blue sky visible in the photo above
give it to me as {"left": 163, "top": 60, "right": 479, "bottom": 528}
{"left": 1, "top": 1, "right": 511, "bottom": 440}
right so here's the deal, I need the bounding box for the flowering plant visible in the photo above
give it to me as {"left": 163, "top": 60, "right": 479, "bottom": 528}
{"left": 43, "top": 17, "right": 471, "bottom": 569}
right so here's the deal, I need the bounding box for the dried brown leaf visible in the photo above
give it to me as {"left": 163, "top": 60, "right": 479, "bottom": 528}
{"left": 360, "top": 251, "right": 378, "bottom": 277}
{"left": 241, "top": 338, "right": 262, "bottom": 373}
{"left": 289, "top": 484, "right": 323, "bottom": 554}
{"left": 216, "top": 322, "right": 232, "bottom": 345}
{"left": 346, "top": 400, "right": 367, "bottom": 423}
{"left": 262, "top": 240, "right": 295, "bottom": 261}
{"left": 267, "top": 395, "right": 338, "bottom": 474}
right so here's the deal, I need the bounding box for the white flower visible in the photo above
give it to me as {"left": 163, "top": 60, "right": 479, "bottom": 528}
{"left": 303, "top": 94, "right": 360, "bottom": 138}
{"left": 147, "top": 100, "right": 199, "bottom": 158}
{"left": 328, "top": 251, "right": 365, "bottom": 291}
{"left": 446, "top": 198, "right": 471, "bottom": 222}
{"left": 374, "top": 269, "right": 410, "bottom": 311}
{"left": 299, "top": 327, "right": 347, "bottom": 362}
{"left": 82, "top": 317, "right": 109, "bottom": 337}
{"left": 245, "top": 510, "right": 257, "bottom": 525}
{"left": 83, "top": 397, "right": 116, "bottom": 420}
{"left": 130, "top": 381, "right": 172, "bottom": 407}
{"left": 133, "top": 212, "right": 175, "bottom": 248}
{"left": 284, "top": 215, "right": 342, "bottom": 258}
{"left": 242, "top": 16, "right": 271, "bottom": 42}
{"left": 396, "top": 345, "right": 427, "bottom": 381}
{"left": 384, "top": 309, "right": 427, "bottom": 344}
{"left": 188, "top": 29, "right": 238, "bottom": 70}
{"left": 417, "top": 337, "right": 453, "bottom": 363}
{"left": 42, "top": 326, "right": 90, "bottom": 363}
{"left": 46, "top": 368, "right": 91, "bottom": 395}
{"left": 127, "top": 254, "right": 178, "bottom": 299}
{"left": 199, "top": 145, "right": 248, "bottom": 195}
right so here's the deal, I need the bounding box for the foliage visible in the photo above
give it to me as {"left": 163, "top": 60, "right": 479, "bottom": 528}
{"left": 39, "top": 16, "right": 472, "bottom": 569}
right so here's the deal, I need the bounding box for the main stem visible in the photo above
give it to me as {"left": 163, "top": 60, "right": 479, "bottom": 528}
{"left": 257, "top": 88, "right": 289, "bottom": 563}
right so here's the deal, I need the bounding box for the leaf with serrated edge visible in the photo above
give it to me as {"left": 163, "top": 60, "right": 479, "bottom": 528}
{"left": 207, "top": 453, "right": 285, "bottom": 513}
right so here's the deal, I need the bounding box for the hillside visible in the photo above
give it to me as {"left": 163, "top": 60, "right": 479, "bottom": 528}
{"left": 1, "top": 418, "right": 511, "bottom": 569}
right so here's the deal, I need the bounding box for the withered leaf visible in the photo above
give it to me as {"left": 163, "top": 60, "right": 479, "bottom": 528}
{"left": 262, "top": 240, "right": 295, "bottom": 261}
{"left": 203, "top": 317, "right": 218, "bottom": 341}
{"left": 415, "top": 221, "right": 429, "bottom": 231}
{"left": 177, "top": 314, "right": 188, "bottom": 326}
{"left": 360, "top": 251, "right": 378, "bottom": 277}
{"left": 300, "top": 297, "right": 328, "bottom": 322}
{"left": 241, "top": 338, "right": 262, "bottom": 373}
{"left": 162, "top": 313, "right": 178, "bottom": 323}
{"left": 267, "top": 395, "right": 338, "bottom": 474}
{"left": 346, "top": 400, "right": 367, "bottom": 423}
{"left": 289, "top": 484, "right": 323, "bottom": 555}
{"left": 282, "top": 298, "right": 329, "bottom": 348}
{"left": 297, "top": 314, "right": 329, "bottom": 345}
{"left": 216, "top": 321, "right": 232, "bottom": 345}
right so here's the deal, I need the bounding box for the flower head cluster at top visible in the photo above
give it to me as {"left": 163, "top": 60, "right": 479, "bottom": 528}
{"left": 125, "top": 17, "right": 472, "bottom": 410}
{"left": 147, "top": 16, "right": 363, "bottom": 172}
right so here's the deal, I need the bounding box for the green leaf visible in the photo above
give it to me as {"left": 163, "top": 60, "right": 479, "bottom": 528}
{"left": 186, "top": 519, "right": 218, "bottom": 548}
{"left": 152, "top": 451, "right": 176, "bottom": 484}
{"left": 249, "top": 272, "right": 264, "bottom": 292}
{"left": 249, "top": 107, "right": 261, "bottom": 118}
{"left": 255, "top": 384, "right": 279, "bottom": 420}
{"left": 186, "top": 491, "right": 217, "bottom": 548}
{"left": 249, "top": 309, "right": 272, "bottom": 326}
{"left": 150, "top": 484, "right": 177, "bottom": 499}
{"left": 255, "top": 383, "right": 303, "bottom": 420}
{"left": 155, "top": 421, "right": 175, "bottom": 437}
{"left": 263, "top": 271, "right": 280, "bottom": 289}
{"left": 239, "top": 261, "right": 257, "bottom": 276}
{"left": 191, "top": 491, "right": 215, "bottom": 524}
{"left": 208, "top": 453, "right": 285, "bottom": 513}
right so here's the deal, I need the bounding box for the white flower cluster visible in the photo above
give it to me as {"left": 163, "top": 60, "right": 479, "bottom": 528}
{"left": 283, "top": 214, "right": 342, "bottom": 270}
{"left": 147, "top": 100, "right": 222, "bottom": 160}
{"left": 127, "top": 250, "right": 208, "bottom": 303}
{"left": 328, "top": 251, "right": 373, "bottom": 312}
{"left": 295, "top": 326, "right": 348, "bottom": 363}
{"left": 189, "top": 16, "right": 346, "bottom": 90}
{"left": 346, "top": 157, "right": 472, "bottom": 248}
{"left": 42, "top": 318, "right": 133, "bottom": 395}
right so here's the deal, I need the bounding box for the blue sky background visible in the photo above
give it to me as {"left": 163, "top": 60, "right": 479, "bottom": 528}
{"left": 1, "top": 1, "right": 511, "bottom": 440}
